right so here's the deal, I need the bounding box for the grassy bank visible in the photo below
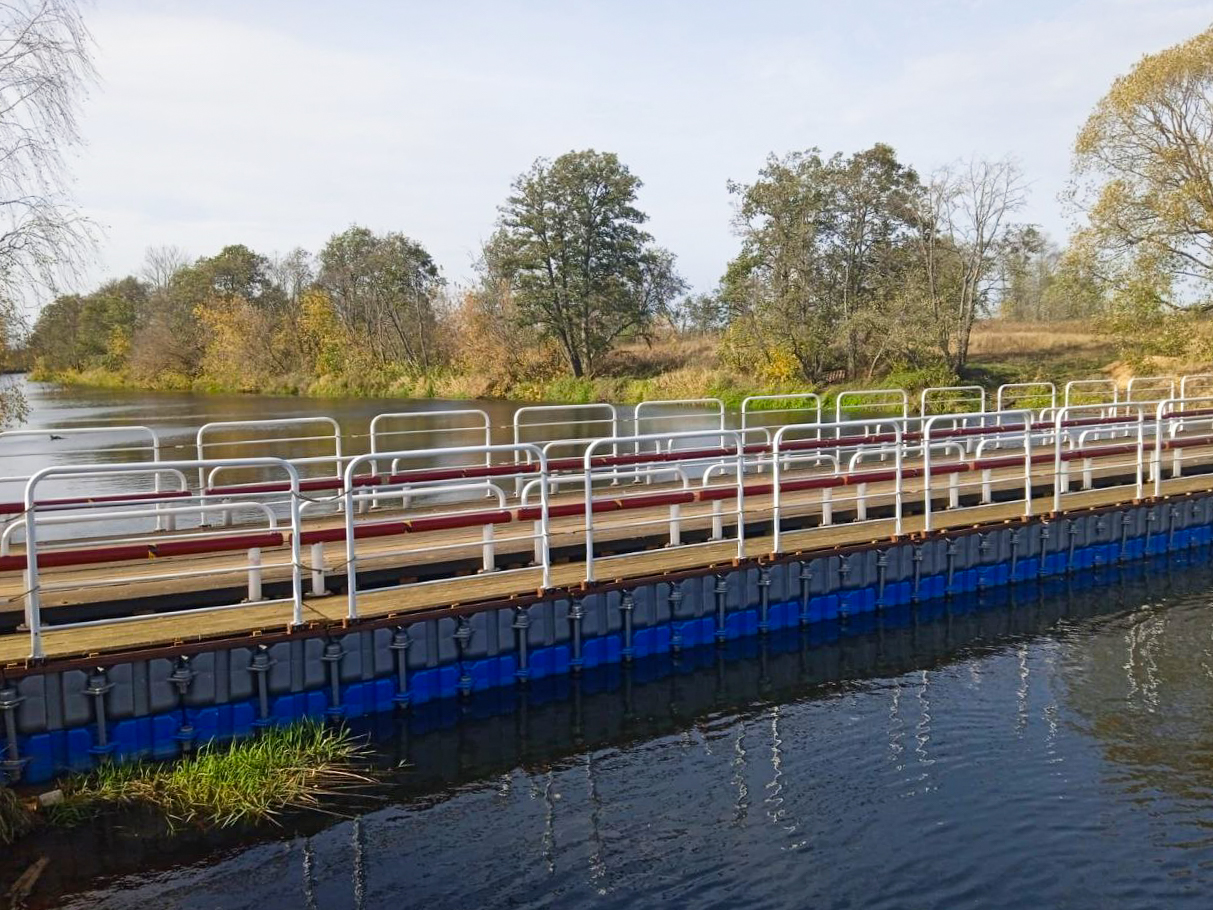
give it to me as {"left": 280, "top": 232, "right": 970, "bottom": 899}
{"left": 30, "top": 320, "right": 1127, "bottom": 407}
{"left": 0, "top": 720, "right": 371, "bottom": 845}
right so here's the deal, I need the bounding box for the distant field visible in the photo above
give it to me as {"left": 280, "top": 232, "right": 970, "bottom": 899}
{"left": 606, "top": 320, "right": 1120, "bottom": 387}
{"left": 964, "top": 319, "right": 1118, "bottom": 386}
{"left": 968, "top": 320, "right": 1112, "bottom": 357}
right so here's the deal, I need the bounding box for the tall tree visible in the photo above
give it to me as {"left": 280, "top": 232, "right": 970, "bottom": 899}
{"left": 912, "top": 157, "right": 1025, "bottom": 370}
{"left": 492, "top": 150, "right": 682, "bottom": 377}
{"left": 317, "top": 226, "right": 443, "bottom": 370}
{"left": 998, "top": 226, "right": 1060, "bottom": 321}
{"left": 140, "top": 245, "right": 190, "bottom": 291}
{"left": 721, "top": 144, "right": 921, "bottom": 382}
{"left": 0, "top": 0, "right": 95, "bottom": 426}
{"left": 1068, "top": 24, "right": 1213, "bottom": 356}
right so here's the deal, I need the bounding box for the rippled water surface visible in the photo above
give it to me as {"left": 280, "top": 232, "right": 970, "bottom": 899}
{"left": 4, "top": 563, "right": 1211, "bottom": 910}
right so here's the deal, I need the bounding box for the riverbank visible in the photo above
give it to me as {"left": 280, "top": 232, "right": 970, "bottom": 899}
{"left": 27, "top": 320, "right": 1125, "bottom": 408}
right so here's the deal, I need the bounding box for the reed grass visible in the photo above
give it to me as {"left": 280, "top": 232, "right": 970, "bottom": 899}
{"left": 52, "top": 720, "right": 371, "bottom": 829}
{"left": 0, "top": 784, "right": 32, "bottom": 845}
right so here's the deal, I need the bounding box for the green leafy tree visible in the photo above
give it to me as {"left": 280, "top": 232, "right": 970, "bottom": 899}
{"left": 1068, "top": 24, "right": 1213, "bottom": 356}
{"left": 492, "top": 150, "right": 683, "bottom": 377}
{"left": 317, "top": 226, "right": 444, "bottom": 371}
{"left": 998, "top": 226, "right": 1060, "bottom": 321}
{"left": 722, "top": 144, "right": 922, "bottom": 382}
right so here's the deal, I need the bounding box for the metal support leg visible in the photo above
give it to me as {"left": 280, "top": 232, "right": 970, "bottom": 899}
{"left": 169, "top": 657, "right": 196, "bottom": 754}
{"left": 454, "top": 617, "right": 473, "bottom": 695}
{"left": 838, "top": 555, "right": 852, "bottom": 618}
{"left": 322, "top": 641, "right": 344, "bottom": 717}
{"left": 799, "top": 564, "right": 813, "bottom": 625}
{"left": 714, "top": 575, "right": 728, "bottom": 643}
{"left": 945, "top": 540, "right": 957, "bottom": 595}
{"left": 250, "top": 647, "right": 274, "bottom": 727}
{"left": 569, "top": 598, "right": 584, "bottom": 669}
{"left": 390, "top": 628, "right": 412, "bottom": 707}
{"left": 669, "top": 584, "right": 685, "bottom": 651}
{"left": 758, "top": 567, "right": 771, "bottom": 632}
{"left": 0, "top": 687, "right": 26, "bottom": 782}
{"left": 619, "top": 591, "right": 635, "bottom": 660}
{"left": 85, "top": 670, "right": 114, "bottom": 758}
{"left": 513, "top": 607, "right": 531, "bottom": 681}
{"left": 976, "top": 534, "right": 991, "bottom": 590}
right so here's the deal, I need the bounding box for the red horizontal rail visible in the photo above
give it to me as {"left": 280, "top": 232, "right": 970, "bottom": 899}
{"left": 0, "top": 531, "right": 284, "bottom": 572}
{"left": 0, "top": 489, "right": 191, "bottom": 516}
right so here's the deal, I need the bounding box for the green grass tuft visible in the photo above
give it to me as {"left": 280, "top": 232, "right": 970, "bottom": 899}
{"left": 51, "top": 720, "right": 371, "bottom": 830}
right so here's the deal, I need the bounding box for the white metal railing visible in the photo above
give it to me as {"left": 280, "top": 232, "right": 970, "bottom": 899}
{"left": 772, "top": 419, "right": 904, "bottom": 552}
{"left": 340, "top": 445, "right": 551, "bottom": 619}
{"left": 1127, "top": 376, "right": 1176, "bottom": 405}
{"left": 922, "top": 410, "right": 1034, "bottom": 531}
{"left": 20, "top": 458, "right": 304, "bottom": 660}
{"left": 741, "top": 393, "right": 822, "bottom": 435}
{"left": 996, "top": 382, "right": 1056, "bottom": 414}
{"left": 1064, "top": 379, "right": 1118, "bottom": 408}
{"left": 1053, "top": 405, "right": 1145, "bottom": 511}
{"left": 12, "top": 376, "right": 1213, "bottom": 659}
{"left": 834, "top": 388, "right": 909, "bottom": 425}
{"left": 632, "top": 398, "right": 726, "bottom": 454}
{"left": 582, "top": 430, "right": 744, "bottom": 583}
{"left": 920, "top": 385, "right": 985, "bottom": 417}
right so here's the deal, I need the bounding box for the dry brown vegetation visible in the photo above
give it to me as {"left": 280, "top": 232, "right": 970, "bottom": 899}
{"left": 967, "top": 320, "right": 1112, "bottom": 357}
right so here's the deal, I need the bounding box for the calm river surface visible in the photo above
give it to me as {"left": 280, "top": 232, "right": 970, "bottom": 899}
{"left": 7, "top": 381, "right": 1213, "bottom": 908}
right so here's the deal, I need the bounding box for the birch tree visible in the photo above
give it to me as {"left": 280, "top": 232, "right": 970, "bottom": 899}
{"left": 0, "top": 0, "right": 95, "bottom": 426}
{"left": 913, "top": 158, "right": 1025, "bottom": 370}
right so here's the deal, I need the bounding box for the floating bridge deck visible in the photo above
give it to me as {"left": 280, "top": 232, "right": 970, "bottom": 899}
{"left": 8, "top": 378, "right": 1213, "bottom": 782}
{"left": 3, "top": 376, "right": 1213, "bottom": 669}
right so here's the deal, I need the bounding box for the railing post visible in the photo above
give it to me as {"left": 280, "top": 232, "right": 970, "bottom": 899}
{"left": 1022, "top": 411, "right": 1033, "bottom": 518}
{"left": 343, "top": 460, "right": 359, "bottom": 621}
{"left": 922, "top": 417, "right": 935, "bottom": 532}
{"left": 310, "top": 542, "right": 326, "bottom": 596}
{"left": 734, "top": 434, "right": 746, "bottom": 561}
{"left": 893, "top": 424, "right": 903, "bottom": 535}
{"left": 583, "top": 441, "right": 597, "bottom": 584}
{"left": 21, "top": 480, "right": 43, "bottom": 661}
{"left": 246, "top": 548, "right": 263, "bottom": 602}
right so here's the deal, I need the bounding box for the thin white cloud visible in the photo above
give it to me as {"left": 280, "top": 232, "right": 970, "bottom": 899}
{"left": 68, "top": 1, "right": 1213, "bottom": 297}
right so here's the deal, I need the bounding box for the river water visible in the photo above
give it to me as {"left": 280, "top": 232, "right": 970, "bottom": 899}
{"left": 7, "top": 382, "right": 1213, "bottom": 908}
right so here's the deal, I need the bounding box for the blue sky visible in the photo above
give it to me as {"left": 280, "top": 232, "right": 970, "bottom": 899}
{"left": 73, "top": 0, "right": 1213, "bottom": 294}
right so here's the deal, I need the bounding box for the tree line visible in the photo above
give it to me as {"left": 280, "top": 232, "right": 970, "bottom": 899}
{"left": 26, "top": 143, "right": 1092, "bottom": 394}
